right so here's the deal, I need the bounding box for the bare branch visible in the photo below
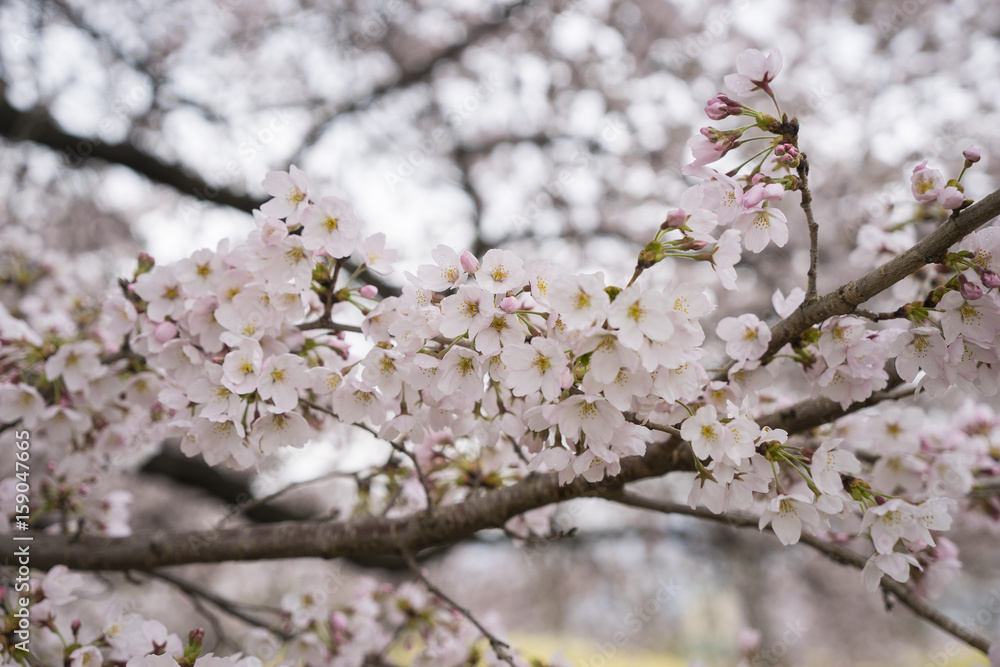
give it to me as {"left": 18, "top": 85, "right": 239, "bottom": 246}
{"left": 144, "top": 570, "right": 291, "bottom": 641}
{"left": 609, "top": 491, "right": 994, "bottom": 655}
{"left": 401, "top": 551, "right": 516, "bottom": 666}
{"left": 798, "top": 157, "right": 821, "bottom": 301}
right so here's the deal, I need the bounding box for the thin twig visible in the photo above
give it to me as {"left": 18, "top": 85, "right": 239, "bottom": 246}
{"left": 623, "top": 412, "right": 682, "bottom": 438}
{"left": 214, "top": 469, "right": 360, "bottom": 529}
{"left": 144, "top": 570, "right": 292, "bottom": 641}
{"left": 798, "top": 158, "right": 820, "bottom": 301}
{"left": 400, "top": 551, "right": 517, "bottom": 666}
{"left": 608, "top": 491, "right": 994, "bottom": 655}
{"left": 350, "top": 421, "right": 436, "bottom": 511}
{"left": 853, "top": 308, "right": 907, "bottom": 322}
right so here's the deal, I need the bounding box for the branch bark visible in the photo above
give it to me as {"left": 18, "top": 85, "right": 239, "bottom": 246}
{"left": 30, "top": 435, "right": 690, "bottom": 570}
{"left": 762, "top": 188, "right": 1000, "bottom": 362}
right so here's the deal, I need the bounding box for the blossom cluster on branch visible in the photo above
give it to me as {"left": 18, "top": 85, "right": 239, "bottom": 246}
{"left": 2, "top": 47, "right": 1000, "bottom": 666}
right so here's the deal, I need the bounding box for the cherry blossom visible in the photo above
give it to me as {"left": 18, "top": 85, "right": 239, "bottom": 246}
{"left": 758, "top": 494, "right": 821, "bottom": 545}
{"left": 300, "top": 196, "right": 362, "bottom": 257}
{"left": 716, "top": 313, "right": 772, "bottom": 362}
{"left": 724, "top": 47, "right": 783, "bottom": 96}
{"left": 260, "top": 164, "right": 309, "bottom": 224}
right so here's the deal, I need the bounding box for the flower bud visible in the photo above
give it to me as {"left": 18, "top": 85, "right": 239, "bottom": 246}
{"left": 963, "top": 145, "right": 981, "bottom": 163}
{"left": 359, "top": 285, "right": 378, "bottom": 298}
{"left": 135, "top": 252, "right": 155, "bottom": 278}
{"left": 981, "top": 270, "right": 1000, "bottom": 289}
{"left": 738, "top": 628, "right": 761, "bottom": 652}
{"left": 676, "top": 237, "right": 708, "bottom": 252}
{"left": 661, "top": 208, "right": 687, "bottom": 230}
{"left": 704, "top": 93, "right": 744, "bottom": 120}
{"left": 460, "top": 250, "right": 479, "bottom": 274}
{"left": 153, "top": 321, "right": 178, "bottom": 343}
{"left": 331, "top": 611, "right": 349, "bottom": 631}
{"left": 499, "top": 296, "right": 519, "bottom": 313}
{"left": 560, "top": 365, "right": 574, "bottom": 390}
{"left": 959, "top": 275, "right": 983, "bottom": 300}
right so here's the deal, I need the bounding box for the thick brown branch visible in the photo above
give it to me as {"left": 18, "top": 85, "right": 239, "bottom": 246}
{"left": 29, "top": 436, "right": 690, "bottom": 571}
{"left": 763, "top": 187, "right": 1000, "bottom": 361}
{"left": 758, "top": 368, "right": 909, "bottom": 434}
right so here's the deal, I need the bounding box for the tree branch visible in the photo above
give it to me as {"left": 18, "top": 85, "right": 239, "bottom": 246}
{"left": 29, "top": 434, "right": 687, "bottom": 570}
{"left": 0, "top": 82, "right": 402, "bottom": 297}
{"left": 32, "top": 370, "right": 926, "bottom": 573}
{"left": 761, "top": 188, "right": 1000, "bottom": 362}
{"left": 798, "top": 156, "right": 820, "bottom": 301}
{"left": 401, "top": 551, "right": 516, "bottom": 666}
{"left": 608, "top": 491, "right": 994, "bottom": 655}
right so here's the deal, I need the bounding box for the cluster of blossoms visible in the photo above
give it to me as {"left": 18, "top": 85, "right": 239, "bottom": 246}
{"left": 2, "top": 565, "right": 544, "bottom": 667}
{"left": 2, "top": 46, "right": 1000, "bottom": 666}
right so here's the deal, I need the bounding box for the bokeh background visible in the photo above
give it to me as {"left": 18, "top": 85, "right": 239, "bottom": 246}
{"left": 3, "top": 0, "right": 1000, "bottom": 664}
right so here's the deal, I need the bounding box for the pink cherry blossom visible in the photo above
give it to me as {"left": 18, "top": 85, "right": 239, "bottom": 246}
{"left": 355, "top": 232, "right": 399, "bottom": 275}
{"left": 261, "top": 164, "right": 310, "bottom": 224}
{"left": 300, "top": 196, "right": 361, "bottom": 258}
{"left": 734, "top": 205, "right": 789, "bottom": 253}
{"left": 476, "top": 248, "right": 526, "bottom": 294}
{"left": 551, "top": 394, "right": 624, "bottom": 446}
{"left": 416, "top": 244, "right": 466, "bottom": 291}
{"left": 548, "top": 272, "right": 610, "bottom": 329}
{"left": 716, "top": 313, "right": 771, "bottom": 362}
{"left": 607, "top": 285, "right": 674, "bottom": 349}
{"left": 501, "top": 337, "right": 568, "bottom": 401}
{"left": 758, "top": 493, "right": 820, "bottom": 545}
{"left": 724, "top": 47, "right": 783, "bottom": 96}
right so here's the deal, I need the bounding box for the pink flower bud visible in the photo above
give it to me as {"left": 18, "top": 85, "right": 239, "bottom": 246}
{"left": 499, "top": 296, "right": 519, "bottom": 313}
{"left": 936, "top": 186, "right": 964, "bottom": 210}
{"left": 959, "top": 275, "right": 983, "bottom": 301}
{"left": 663, "top": 208, "right": 687, "bottom": 229}
{"left": 560, "top": 366, "right": 574, "bottom": 390}
{"left": 704, "top": 93, "right": 744, "bottom": 120}
{"left": 981, "top": 270, "right": 1000, "bottom": 289}
{"left": 933, "top": 536, "right": 959, "bottom": 561}
{"left": 153, "top": 321, "right": 178, "bottom": 343}
{"left": 738, "top": 628, "right": 761, "bottom": 652}
{"left": 359, "top": 285, "right": 378, "bottom": 298}
{"left": 330, "top": 611, "right": 349, "bottom": 631}
{"left": 963, "top": 145, "right": 981, "bottom": 163}
{"left": 460, "top": 250, "right": 479, "bottom": 274}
